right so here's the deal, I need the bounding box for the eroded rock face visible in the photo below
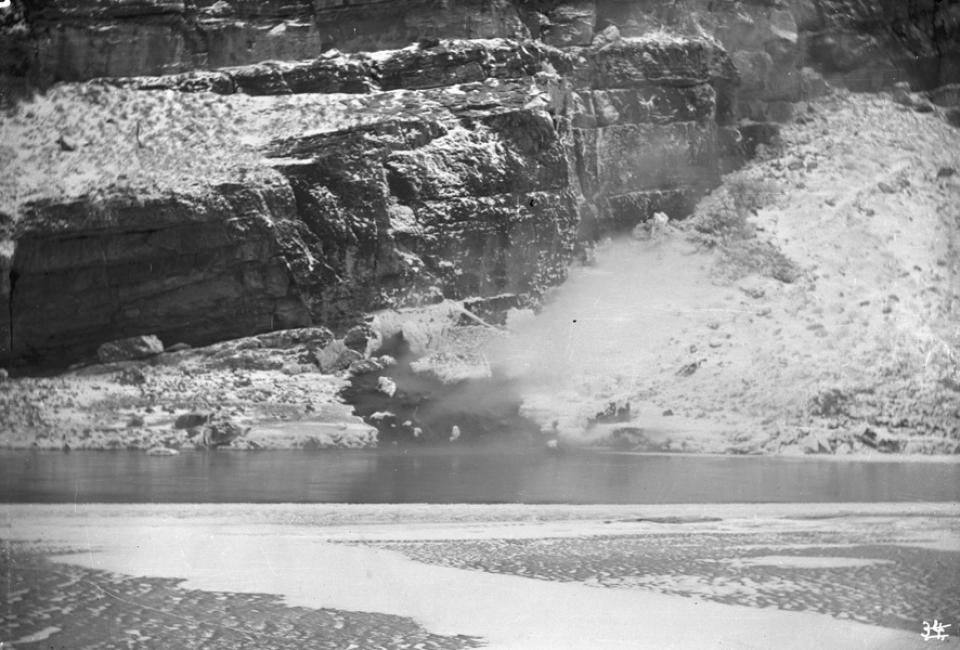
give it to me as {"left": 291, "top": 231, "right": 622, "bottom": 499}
{"left": 9, "top": 0, "right": 529, "bottom": 88}
{"left": 805, "top": 0, "right": 960, "bottom": 91}
{"left": 567, "top": 37, "right": 731, "bottom": 231}
{"left": 591, "top": 0, "right": 807, "bottom": 122}
{"left": 6, "top": 0, "right": 955, "bottom": 97}
{"left": 0, "top": 25, "right": 741, "bottom": 370}
{"left": 261, "top": 79, "right": 582, "bottom": 321}
{"left": 8, "top": 0, "right": 945, "bottom": 370}
{"left": 9, "top": 182, "right": 311, "bottom": 368}
{"left": 2, "top": 49, "right": 598, "bottom": 369}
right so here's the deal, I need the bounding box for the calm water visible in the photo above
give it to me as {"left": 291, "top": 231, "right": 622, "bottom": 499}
{"left": 1, "top": 448, "right": 958, "bottom": 503}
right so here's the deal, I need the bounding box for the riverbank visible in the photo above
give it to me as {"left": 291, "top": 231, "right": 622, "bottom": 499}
{"left": 0, "top": 332, "right": 377, "bottom": 451}
{"left": 2, "top": 502, "right": 958, "bottom": 649}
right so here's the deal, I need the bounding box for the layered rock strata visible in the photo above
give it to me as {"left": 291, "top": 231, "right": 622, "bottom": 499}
{"left": 9, "top": 182, "right": 311, "bottom": 366}
{"left": 803, "top": 0, "right": 960, "bottom": 92}
{"left": 7, "top": 0, "right": 527, "bottom": 86}
{"left": 5, "top": 0, "right": 951, "bottom": 370}
{"left": 1, "top": 33, "right": 739, "bottom": 370}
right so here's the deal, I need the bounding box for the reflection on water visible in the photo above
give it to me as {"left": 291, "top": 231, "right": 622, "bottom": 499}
{"left": 1, "top": 448, "right": 958, "bottom": 504}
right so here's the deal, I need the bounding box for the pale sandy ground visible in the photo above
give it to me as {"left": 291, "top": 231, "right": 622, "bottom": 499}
{"left": 2, "top": 503, "right": 958, "bottom": 649}
{"left": 497, "top": 91, "right": 960, "bottom": 455}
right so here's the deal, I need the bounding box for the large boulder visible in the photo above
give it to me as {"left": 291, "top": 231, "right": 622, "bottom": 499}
{"left": 173, "top": 412, "right": 209, "bottom": 430}
{"left": 196, "top": 417, "right": 248, "bottom": 448}
{"left": 97, "top": 335, "right": 164, "bottom": 363}
{"left": 344, "top": 324, "right": 378, "bottom": 354}
{"left": 538, "top": 1, "right": 596, "bottom": 48}
{"left": 255, "top": 327, "right": 334, "bottom": 349}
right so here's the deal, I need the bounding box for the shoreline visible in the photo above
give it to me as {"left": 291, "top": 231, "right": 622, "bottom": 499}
{"left": 585, "top": 448, "right": 960, "bottom": 463}
{"left": 3, "top": 444, "right": 959, "bottom": 462}
{"left": 4, "top": 500, "right": 959, "bottom": 521}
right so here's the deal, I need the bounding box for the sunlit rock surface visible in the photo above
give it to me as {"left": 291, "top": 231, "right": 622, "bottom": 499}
{"left": 1, "top": 27, "right": 739, "bottom": 369}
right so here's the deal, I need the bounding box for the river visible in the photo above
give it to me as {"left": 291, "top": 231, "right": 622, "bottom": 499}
{"left": 2, "top": 448, "right": 958, "bottom": 503}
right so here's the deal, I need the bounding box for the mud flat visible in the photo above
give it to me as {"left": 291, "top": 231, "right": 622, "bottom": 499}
{"left": 2, "top": 502, "right": 958, "bottom": 649}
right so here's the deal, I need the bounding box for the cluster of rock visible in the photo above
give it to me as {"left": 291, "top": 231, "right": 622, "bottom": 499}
{"left": 0, "top": 325, "right": 385, "bottom": 451}
{"left": 341, "top": 308, "right": 536, "bottom": 444}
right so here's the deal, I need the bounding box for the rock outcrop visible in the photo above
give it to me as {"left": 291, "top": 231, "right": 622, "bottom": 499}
{"left": 2, "top": 33, "right": 736, "bottom": 370}
{"left": 2, "top": 0, "right": 954, "bottom": 371}
{"left": 4, "top": 0, "right": 954, "bottom": 100}
{"left": 9, "top": 180, "right": 312, "bottom": 367}
{"left": 5, "top": 0, "right": 527, "bottom": 88}
{"left": 569, "top": 36, "right": 732, "bottom": 231}
{"left": 803, "top": 0, "right": 960, "bottom": 92}
{"left": 0, "top": 326, "right": 379, "bottom": 450}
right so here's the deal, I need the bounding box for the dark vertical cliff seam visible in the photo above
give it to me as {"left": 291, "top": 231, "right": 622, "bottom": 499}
{"left": 7, "top": 267, "right": 17, "bottom": 366}
{"left": 930, "top": 0, "right": 947, "bottom": 85}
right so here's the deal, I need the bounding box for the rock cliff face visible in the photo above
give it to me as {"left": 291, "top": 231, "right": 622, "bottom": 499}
{"left": 9, "top": 181, "right": 312, "bottom": 366}
{"left": 1, "top": 0, "right": 952, "bottom": 370}
{"left": 803, "top": 0, "right": 960, "bottom": 91}
{"left": 7, "top": 1, "right": 951, "bottom": 105}
{"left": 2, "top": 0, "right": 527, "bottom": 92}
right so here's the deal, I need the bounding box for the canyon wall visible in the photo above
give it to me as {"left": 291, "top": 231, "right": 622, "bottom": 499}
{"left": 1, "top": 0, "right": 527, "bottom": 94}
{"left": 7, "top": 182, "right": 312, "bottom": 366}
{"left": 1, "top": 0, "right": 954, "bottom": 369}
{"left": 802, "top": 0, "right": 960, "bottom": 91}
{"left": 4, "top": 1, "right": 955, "bottom": 98}
{"left": 3, "top": 38, "right": 728, "bottom": 368}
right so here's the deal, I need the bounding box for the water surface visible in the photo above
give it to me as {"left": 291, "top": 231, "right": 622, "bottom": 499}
{"left": 1, "top": 448, "right": 957, "bottom": 503}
